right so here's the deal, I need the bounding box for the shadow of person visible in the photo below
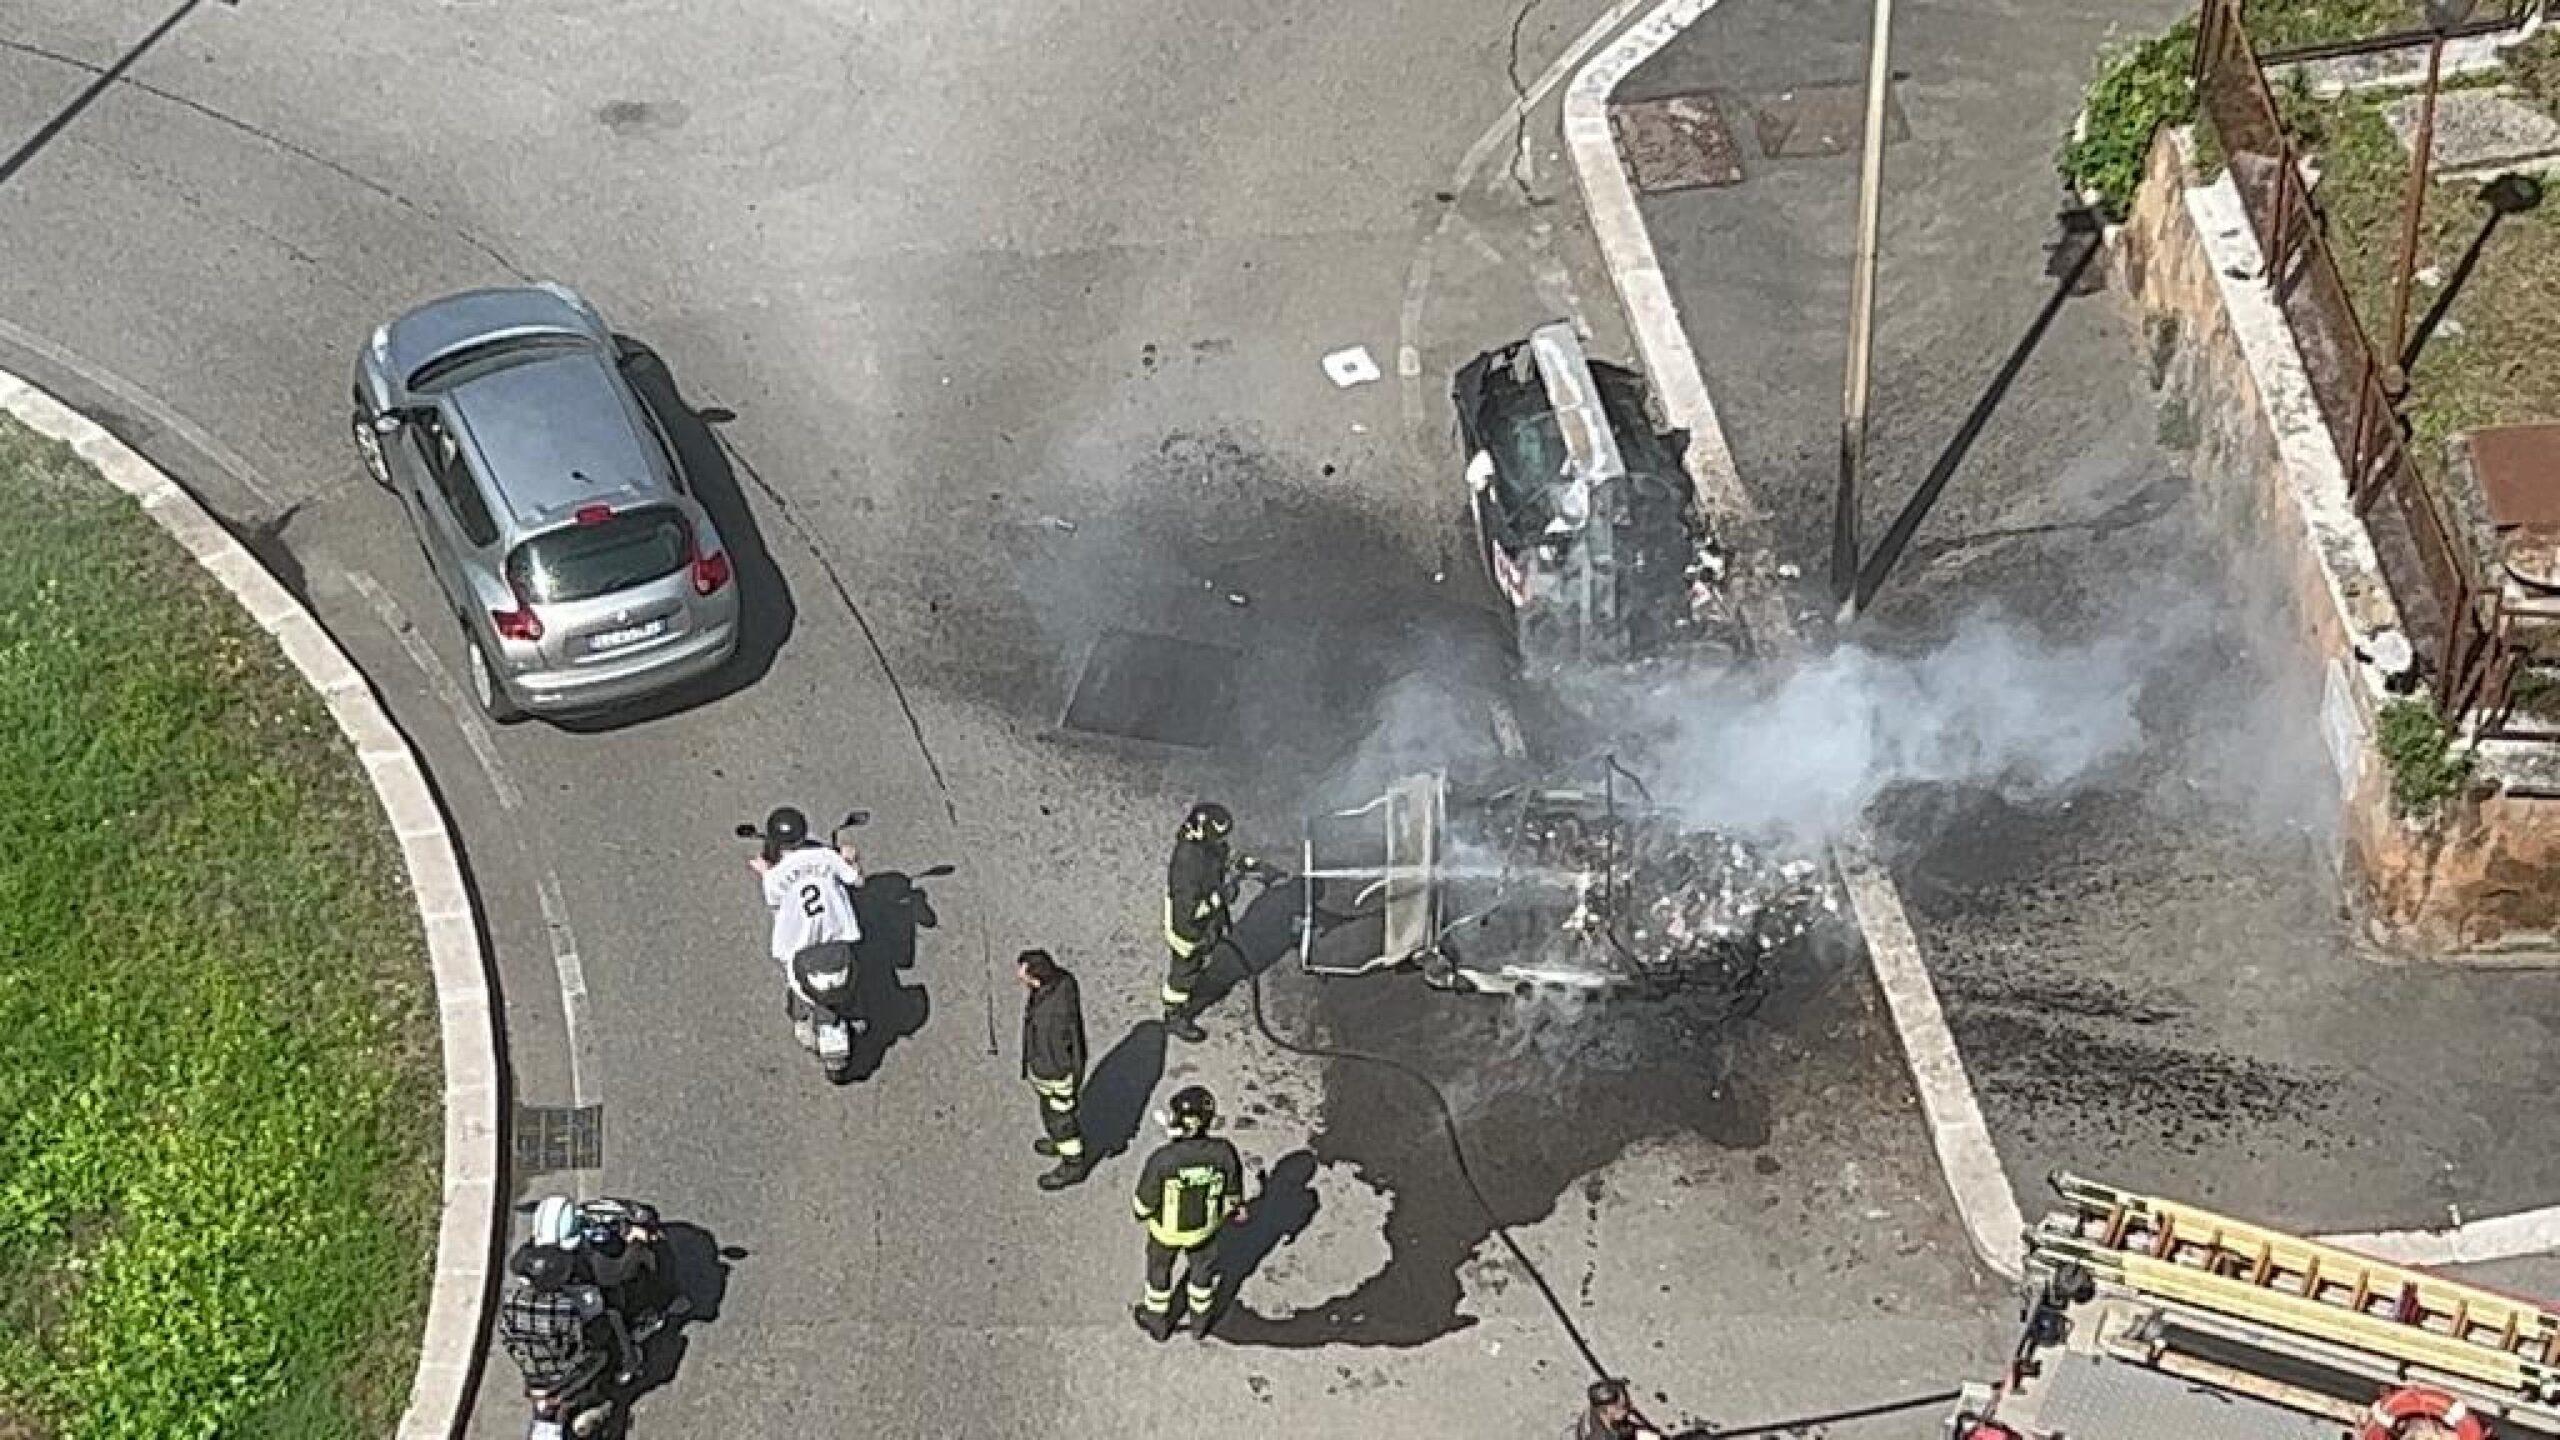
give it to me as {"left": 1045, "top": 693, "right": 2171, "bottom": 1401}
{"left": 547, "top": 335, "right": 796, "bottom": 734}
{"left": 1198, "top": 1148, "right": 1320, "bottom": 1343}
{"left": 1081, "top": 1020, "right": 1169, "bottom": 1165}
{"left": 621, "top": 1221, "right": 738, "bottom": 1405}
{"left": 842, "top": 868, "right": 940, "bottom": 1080}
{"left": 1185, "top": 877, "right": 1302, "bottom": 1023}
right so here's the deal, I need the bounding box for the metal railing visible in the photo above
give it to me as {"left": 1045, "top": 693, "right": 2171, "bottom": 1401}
{"left": 2189, "top": 0, "right": 2528, "bottom": 733}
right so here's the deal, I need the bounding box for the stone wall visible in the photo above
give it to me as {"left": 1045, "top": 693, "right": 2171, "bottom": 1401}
{"left": 2115, "top": 128, "right": 2560, "bottom": 962}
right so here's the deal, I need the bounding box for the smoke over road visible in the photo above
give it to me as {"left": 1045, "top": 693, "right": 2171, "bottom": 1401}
{"left": 1601, "top": 605, "right": 2162, "bottom": 848}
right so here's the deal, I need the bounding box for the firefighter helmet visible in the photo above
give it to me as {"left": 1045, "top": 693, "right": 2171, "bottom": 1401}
{"left": 1168, "top": 1085, "right": 1217, "bottom": 1134}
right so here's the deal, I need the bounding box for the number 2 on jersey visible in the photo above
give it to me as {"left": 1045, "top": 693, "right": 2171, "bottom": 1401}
{"left": 799, "top": 882, "right": 825, "bottom": 918}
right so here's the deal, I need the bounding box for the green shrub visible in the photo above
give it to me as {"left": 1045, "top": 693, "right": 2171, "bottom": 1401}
{"left": 2376, "top": 695, "right": 2473, "bottom": 817}
{"left": 2062, "top": 19, "right": 2199, "bottom": 221}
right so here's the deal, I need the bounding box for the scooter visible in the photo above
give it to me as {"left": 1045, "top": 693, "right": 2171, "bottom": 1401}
{"left": 736, "top": 808, "right": 871, "bottom": 1084}
{"left": 514, "top": 1197, "right": 690, "bottom": 1440}
{"left": 524, "top": 1352, "right": 614, "bottom": 1440}
{"left": 519, "top": 1296, "right": 690, "bottom": 1440}
{"left": 533, "top": 1195, "right": 664, "bottom": 1306}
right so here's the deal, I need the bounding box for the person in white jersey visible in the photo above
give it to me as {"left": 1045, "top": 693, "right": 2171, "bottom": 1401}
{"left": 749, "top": 805, "right": 865, "bottom": 1052}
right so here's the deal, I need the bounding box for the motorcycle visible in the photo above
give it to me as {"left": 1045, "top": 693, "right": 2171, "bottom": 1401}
{"left": 735, "top": 808, "right": 871, "bottom": 1084}
{"left": 516, "top": 1196, "right": 691, "bottom": 1440}
{"left": 534, "top": 1195, "right": 664, "bottom": 1304}
{"left": 523, "top": 1350, "right": 613, "bottom": 1440}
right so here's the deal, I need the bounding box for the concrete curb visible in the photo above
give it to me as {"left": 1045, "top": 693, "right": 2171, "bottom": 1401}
{"left": 1564, "top": 6, "right": 2560, "bottom": 1280}
{"left": 0, "top": 369, "right": 500, "bottom": 1440}
{"left": 1562, "top": 0, "right": 2029, "bottom": 1280}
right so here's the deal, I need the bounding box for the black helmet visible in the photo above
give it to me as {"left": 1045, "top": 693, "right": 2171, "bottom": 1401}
{"left": 1182, "top": 802, "right": 1233, "bottom": 841}
{"left": 1168, "top": 1085, "right": 1216, "bottom": 1133}
{"left": 511, "top": 1242, "right": 574, "bottom": 1294}
{"left": 763, "top": 805, "right": 810, "bottom": 862}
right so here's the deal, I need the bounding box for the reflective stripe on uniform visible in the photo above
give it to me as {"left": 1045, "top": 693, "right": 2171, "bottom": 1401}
{"left": 1146, "top": 1201, "right": 1219, "bottom": 1249}
{"left": 1141, "top": 1285, "right": 1174, "bottom": 1313}
{"left": 1164, "top": 895, "right": 1200, "bottom": 956}
{"left": 1185, "top": 1280, "right": 1216, "bottom": 1309}
{"left": 1160, "top": 984, "right": 1190, "bottom": 1007}
{"left": 1054, "top": 1134, "right": 1084, "bottom": 1158}
{"left": 1028, "top": 1073, "right": 1077, "bottom": 1099}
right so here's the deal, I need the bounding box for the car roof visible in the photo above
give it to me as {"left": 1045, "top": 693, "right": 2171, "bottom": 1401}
{"left": 383, "top": 285, "right": 598, "bottom": 390}
{"left": 441, "top": 347, "right": 673, "bottom": 534}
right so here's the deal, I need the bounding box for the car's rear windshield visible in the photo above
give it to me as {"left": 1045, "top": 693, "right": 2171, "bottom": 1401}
{"left": 507, "top": 507, "right": 688, "bottom": 604}
{"left": 408, "top": 334, "right": 585, "bottom": 394}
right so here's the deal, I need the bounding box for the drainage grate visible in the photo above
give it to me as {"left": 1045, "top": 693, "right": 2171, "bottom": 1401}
{"left": 513, "top": 1104, "right": 603, "bottom": 1175}
{"left": 1751, "top": 81, "right": 1909, "bottom": 159}
{"left": 1610, "top": 93, "right": 1745, "bottom": 192}
{"left": 1061, "top": 628, "right": 1240, "bottom": 749}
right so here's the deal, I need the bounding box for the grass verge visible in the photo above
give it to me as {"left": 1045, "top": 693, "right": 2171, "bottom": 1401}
{"left": 0, "top": 415, "right": 439, "bottom": 1439}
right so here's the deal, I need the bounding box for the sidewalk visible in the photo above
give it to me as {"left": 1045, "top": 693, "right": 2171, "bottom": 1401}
{"left": 1619, "top": 0, "right": 2560, "bottom": 1237}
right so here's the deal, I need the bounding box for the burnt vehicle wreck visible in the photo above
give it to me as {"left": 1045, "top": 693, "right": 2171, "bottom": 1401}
{"left": 1289, "top": 329, "right": 1822, "bottom": 1004}
{"left": 1451, "top": 322, "right": 1730, "bottom": 673}
{"left": 1296, "top": 757, "right": 1832, "bottom": 1005}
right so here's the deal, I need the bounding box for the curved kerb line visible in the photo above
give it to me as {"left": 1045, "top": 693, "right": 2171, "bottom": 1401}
{"left": 0, "top": 368, "right": 500, "bottom": 1439}
{"left": 1560, "top": 0, "right": 2560, "bottom": 1281}
{"left": 1395, "top": 0, "right": 1654, "bottom": 454}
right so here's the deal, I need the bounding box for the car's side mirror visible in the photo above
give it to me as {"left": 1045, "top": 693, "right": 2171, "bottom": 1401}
{"left": 696, "top": 406, "right": 736, "bottom": 426}
{"left": 1465, "top": 450, "right": 1495, "bottom": 494}
{"left": 733, "top": 822, "right": 760, "bottom": 839}
{"left": 372, "top": 412, "right": 406, "bottom": 436}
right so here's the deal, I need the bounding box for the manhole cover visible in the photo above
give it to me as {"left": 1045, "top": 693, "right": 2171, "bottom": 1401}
{"left": 1061, "top": 628, "right": 1240, "bottom": 749}
{"left": 1752, "top": 80, "right": 1909, "bottom": 159}
{"left": 1610, "top": 94, "right": 1745, "bottom": 192}
{"left": 513, "top": 1104, "right": 603, "bottom": 1175}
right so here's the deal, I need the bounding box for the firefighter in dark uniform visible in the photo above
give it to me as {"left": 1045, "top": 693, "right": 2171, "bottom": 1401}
{"left": 1017, "top": 948, "right": 1089, "bottom": 1191}
{"left": 1161, "top": 802, "right": 1270, "bottom": 1043}
{"left": 1572, "top": 1379, "right": 1666, "bottom": 1440}
{"left": 1132, "top": 1085, "right": 1246, "bottom": 1341}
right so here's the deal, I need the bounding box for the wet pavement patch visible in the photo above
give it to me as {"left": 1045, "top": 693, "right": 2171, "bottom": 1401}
{"left": 1215, "top": 963, "right": 1802, "bottom": 1350}
{"left": 1060, "top": 627, "right": 1239, "bottom": 748}
{"left": 594, "top": 98, "right": 690, "bottom": 136}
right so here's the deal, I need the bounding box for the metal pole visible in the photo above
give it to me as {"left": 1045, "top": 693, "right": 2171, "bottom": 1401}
{"left": 1832, "top": 0, "right": 1895, "bottom": 621}
{"left": 2384, "top": 33, "right": 2447, "bottom": 367}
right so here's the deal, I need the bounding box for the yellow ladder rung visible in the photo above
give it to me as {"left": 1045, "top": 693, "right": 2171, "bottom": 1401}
{"left": 2043, "top": 1174, "right": 2560, "bottom": 1402}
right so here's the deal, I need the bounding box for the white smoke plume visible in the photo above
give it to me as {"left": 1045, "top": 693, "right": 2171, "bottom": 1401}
{"left": 1604, "top": 607, "right": 2160, "bottom": 846}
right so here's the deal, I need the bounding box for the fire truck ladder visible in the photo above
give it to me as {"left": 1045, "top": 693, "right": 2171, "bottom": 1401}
{"left": 2035, "top": 1172, "right": 2560, "bottom": 1406}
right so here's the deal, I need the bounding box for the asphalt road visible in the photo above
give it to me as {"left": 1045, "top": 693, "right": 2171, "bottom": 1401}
{"left": 1627, "top": 0, "right": 2560, "bottom": 1238}
{"left": 0, "top": 1, "right": 2008, "bottom": 1433}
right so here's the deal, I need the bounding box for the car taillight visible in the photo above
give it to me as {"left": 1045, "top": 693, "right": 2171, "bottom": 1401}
{"left": 492, "top": 585, "right": 544, "bottom": 642}
{"left": 692, "top": 547, "right": 732, "bottom": 596}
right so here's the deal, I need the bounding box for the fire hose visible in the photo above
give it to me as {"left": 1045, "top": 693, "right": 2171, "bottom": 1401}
{"left": 1241, "top": 868, "right": 1963, "bottom": 1438}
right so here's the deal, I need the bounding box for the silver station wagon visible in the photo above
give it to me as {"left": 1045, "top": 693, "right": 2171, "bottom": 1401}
{"left": 351, "top": 284, "right": 738, "bottom": 722}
